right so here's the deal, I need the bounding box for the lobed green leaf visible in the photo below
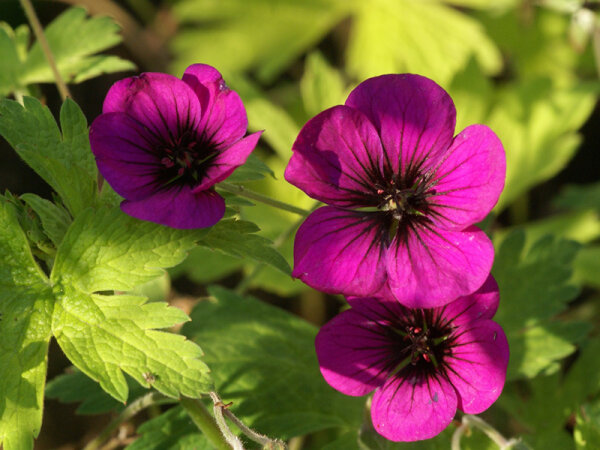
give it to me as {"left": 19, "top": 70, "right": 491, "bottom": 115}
{"left": 21, "top": 8, "right": 134, "bottom": 85}
{"left": 198, "top": 218, "right": 291, "bottom": 275}
{"left": 0, "top": 200, "right": 53, "bottom": 450}
{"left": 182, "top": 286, "right": 364, "bottom": 440}
{"left": 52, "top": 286, "right": 212, "bottom": 402}
{"left": 0, "top": 97, "right": 96, "bottom": 216}
{"left": 493, "top": 230, "right": 583, "bottom": 379}
{"left": 51, "top": 207, "right": 206, "bottom": 293}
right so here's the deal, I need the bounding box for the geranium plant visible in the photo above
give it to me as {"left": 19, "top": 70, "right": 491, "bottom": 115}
{"left": 0, "top": 1, "right": 599, "bottom": 449}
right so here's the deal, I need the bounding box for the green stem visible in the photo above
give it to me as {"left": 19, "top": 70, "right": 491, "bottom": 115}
{"left": 218, "top": 182, "right": 310, "bottom": 217}
{"left": 19, "top": 0, "right": 71, "bottom": 101}
{"left": 180, "top": 397, "right": 233, "bottom": 450}
{"left": 222, "top": 408, "right": 286, "bottom": 449}
{"left": 83, "top": 392, "right": 175, "bottom": 450}
{"left": 207, "top": 392, "right": 245, "bottom": 450}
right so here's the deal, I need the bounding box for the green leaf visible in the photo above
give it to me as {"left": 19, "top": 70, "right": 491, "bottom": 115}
{"left": 21, "top": 8, "right": 134, "bottom": 85}
{"left": 0, "top": 9, "right": 133, "bottom": 97}
{"left": 575, "top": 401, "right": 600, "bottom": 449}
{"left": 171, "top": 0, "right": 349, "bottom": 83}
{"left": 479, "top": 8, "right": 581, "bottom": 82}
{"left": 573, "top": 246, "right": 600, "bottom": 288}
{"left": 45, "top": 368, "right": 146, "bottom": 415}
{"left": 226, "top": 152, "right": 275, "bottom": 183}
{"left": 499, "top": 374, "right": 575, "bottom": 449}
{"left": 182, "top": 286, "right": 364, "bottom": 439}
{"left": 491, "top": 81, "right": 597, "bottom": 211}
{"left": 0, "top": 200, "right": 53, "bottom": 450}
{"left": 51, "top": 208, "right": 206, "bottom": 293}
{"left": 358, "top": 426, "right": 454, "bottom": 449}
{"left": 20, "top": 194, "right": 71, "bottom": 247}
{"left": 126, "top": 406, "right": 208, "bottom": 450}
{"left": 171, "top": 246, "right": 243, "bottom": 284}
{"left": 198, "top": 218, "right": 291, "bottom": 275}
{"left": 300, "top": 51, "right": 346, "bottom": 117}
{"left": 563, "top": 338, "right": 600, "bottom": 411}
{"left": 447, "top": 58, "right": 493, "bottom": 133}
{"left": 440, "top": 0, "right": 518, "bottom": 7}
{"left": 555, "top": 182, "right": 600, "bottom": 211}
{"left": 0, "top": 97, "right": 97, "bottom": 216}
{"left": 52, "top": 286, "right": 212, "bottom": 402}
{"left": 494, "top": 210, "right": 600, "bottom": 246}
{"left": 346, "top": 0, "right": 501, "bottom": 85}
{"left": 492, "top": 230, "right": 583, "bottom": 379}
{"left": 229, "top": 76, "right": 300, "bottom": 160}
{"left": 0, "top": 25, "right": 23, "bottom": 97}
{"left": 49, "top": 207, "right": 212, "bottom": 402}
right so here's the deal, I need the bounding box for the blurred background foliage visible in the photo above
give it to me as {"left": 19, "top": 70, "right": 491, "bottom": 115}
{"left": 1, "top": 0, "right": 600, "bottom": 448}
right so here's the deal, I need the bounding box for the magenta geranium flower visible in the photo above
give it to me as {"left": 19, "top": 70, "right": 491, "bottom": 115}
{"left": 316, "top": 276, "right": 509, "bottom": 442}
{"left": 285, "top": 74, "right": 505, "bottom": 308}
{"left": 90, "top": 64, "right": 262, "bottom": 229}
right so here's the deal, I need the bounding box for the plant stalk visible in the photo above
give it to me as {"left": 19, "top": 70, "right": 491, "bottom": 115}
{"left": 218, "top": 182, "right": 310, "bottom": 217}
{"left": 181, "top": 396, "right": 235, "bottom": 450}
{"left": 19, "top": 0, "right": 71, "bottom": 100}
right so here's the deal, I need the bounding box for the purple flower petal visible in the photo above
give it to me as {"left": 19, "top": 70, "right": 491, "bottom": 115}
{"left": 90, "top": 112, "right": 162, "bottom": 201}
{"left": 292, "top": 206, "right": 388, "bottom": 297}
{"left": 345, "top": 74, "right": 456, "bottom": 175}
{"left": 429, "top": 125, "right": 506, "bottom": 230}
{"left": 445, "top": 321, "right": 509, "bottom": 414}
{"left": 371, "top": 374, "right": 457, "bottom": 442}
{"left": 386, "top": 225, "right": 494, "bottom": 308}
{"left": 315, "top": 301, "right": 396, "bottom": 396}
{"left": 285, "top": 105, "right": 385, "bottom": 208}
{"left": 441, "top": 275, "right": 500, "bottom": 326}
{"left": 193, "top": 131, "right": 263, "bottom": 192}
{"left": 182, "top": 64, "right": 248, "bottom": 148}
{"left": 102, "top": 72, "right": 201, "bottom": 140}
{"left": 121, "top": 186, "right": 225, "bottom": 229}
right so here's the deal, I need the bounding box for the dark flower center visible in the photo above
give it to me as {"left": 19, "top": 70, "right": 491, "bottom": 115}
{"left": 373, "top": 170, "right": 437, "bottom": 241}
{"left": 156, "top": 129, "right": 218, "bottom": 189}
{"left": 385, "top": 309, "right": 455, "bottom": 379}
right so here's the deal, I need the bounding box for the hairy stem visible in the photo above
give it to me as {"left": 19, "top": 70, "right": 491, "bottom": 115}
{"left": 83, "top": 392, "right": 175, "bottom": 450}
{"left": 207, "top": 392, "right": 245, "bottom": 450}
{"left": 180, "top": 397, "right": 234, "bottom": 450}
{"left": 218, "top": 182, "right": 310, "bottom": 217}
{"left": 210, "top": 391, "right": 286, "bottom": 449}
{"left": 19, "top": 0, "right": 71, "bottom": 100}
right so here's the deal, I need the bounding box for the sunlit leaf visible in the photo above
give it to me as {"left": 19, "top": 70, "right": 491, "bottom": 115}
{"left": 171, "top": 0, "right": 350, "bottom": 83}
{"left": 0, "top": 200, "right": 53, "bottom": 450}
{"left": 0, "top": 97, "right": 96, "bottom": 216}
{"left": 491, "top": 81, "right": 596, "bottom": 211}
{"left": 346, "top": 0, "right": 501, "bottom": 85}
{"left": 21, "top": 8, "right": 134, "bottom": 85}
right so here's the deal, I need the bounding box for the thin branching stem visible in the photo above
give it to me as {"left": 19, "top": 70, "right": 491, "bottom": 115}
{"left": 209, "top": 391, "right": 286, "bottom": 450}
{"left": 208, "top": 392, "right": 245, "bottom": 450}
{"left": 19, "top": 0, "right": 72, "bottom": 101}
